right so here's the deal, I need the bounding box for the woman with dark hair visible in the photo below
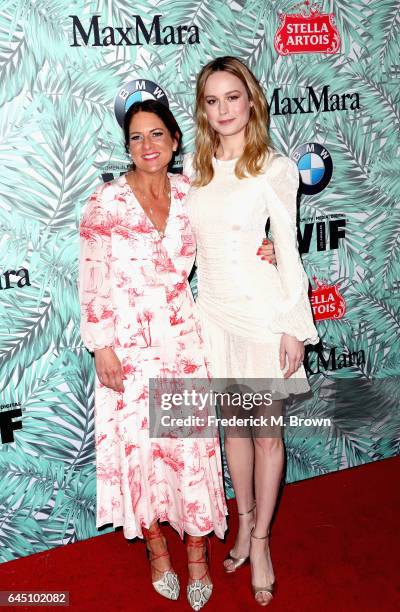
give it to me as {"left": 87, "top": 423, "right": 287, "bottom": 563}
{"left": 79, "top": 100, "right": 228, "bottom": 610}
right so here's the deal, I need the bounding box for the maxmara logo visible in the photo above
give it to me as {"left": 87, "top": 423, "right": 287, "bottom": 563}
{"left": 69, "top": 15, "right": 200, "bottom": 47}
{"left": 305, "top": 345, "right": 366, "bottom": 376}
{"left": 269, "top": 85, "right": 360, "bottom": 116}
{"left": 0, "top": 268, "right": 30, "bottom": 290}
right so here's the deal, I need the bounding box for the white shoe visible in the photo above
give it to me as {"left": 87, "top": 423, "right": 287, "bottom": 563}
{"left": 186, "top": 536, "right": 213, "bottom": 610}
{"left": 145, "top": 531, "right": 180, "bottom": 600}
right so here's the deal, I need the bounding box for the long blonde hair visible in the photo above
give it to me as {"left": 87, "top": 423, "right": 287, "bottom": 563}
{"left": 193, "top": 56, "right": 271, "bottom": 187}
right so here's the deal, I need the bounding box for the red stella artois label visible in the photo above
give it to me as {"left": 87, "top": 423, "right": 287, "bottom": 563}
{"left": 310, "top": 277, "right": 346, "bottom": 321}
{"left": 274, "top": 3, "right": 341, "bottom": 55}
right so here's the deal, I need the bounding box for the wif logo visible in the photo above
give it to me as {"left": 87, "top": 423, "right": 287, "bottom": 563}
{"left": 299, "top": 218, "right": 346, "bottom": 254}
{"left": 0, "top": 404, "right": 22, "bottom": 444}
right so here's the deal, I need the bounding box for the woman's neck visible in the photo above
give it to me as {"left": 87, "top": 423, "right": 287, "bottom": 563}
{"left": 215, "top": 132, "right": 245, "bottom": 160}
{"left": 129, "top": 168, "right": 168, "bottom": 198}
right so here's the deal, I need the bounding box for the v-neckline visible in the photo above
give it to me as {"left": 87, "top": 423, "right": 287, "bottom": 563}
{"left": 123, "top": 173, "right": 173, "bottom": 239}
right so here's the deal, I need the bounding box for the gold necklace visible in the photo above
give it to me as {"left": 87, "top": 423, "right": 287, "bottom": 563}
{"left": 129, "top": 173, "right": 171, "bottom": 238}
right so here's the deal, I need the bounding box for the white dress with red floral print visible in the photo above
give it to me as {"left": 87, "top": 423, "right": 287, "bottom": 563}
{"left": 79, "top": 173, "right": 228, "bottom": 540}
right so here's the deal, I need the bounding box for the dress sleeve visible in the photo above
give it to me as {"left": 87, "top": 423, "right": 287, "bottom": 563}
{"left": 182, "top": 153, "right": 195, "bottom": 182}
{"left": 78, "top": 184, "right": 116, "bottom": 351}
{"left": 266, "top": 157, "right": 319, "bottom": 345}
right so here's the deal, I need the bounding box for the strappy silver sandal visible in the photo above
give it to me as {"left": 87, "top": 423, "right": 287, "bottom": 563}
{"left": 250, "top": 529, "right": 275, "bottom": 607}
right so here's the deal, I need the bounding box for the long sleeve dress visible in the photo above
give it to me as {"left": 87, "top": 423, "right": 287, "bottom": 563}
{"left": 79, "top": 172, "right": 227, "bottom": 539}
{"left": 184, "top": 152, "right": 319, "bottom": 393}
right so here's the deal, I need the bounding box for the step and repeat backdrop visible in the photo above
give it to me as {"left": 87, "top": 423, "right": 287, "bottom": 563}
{"left": 0, "top": 0, "right": 399, "bottom": 561}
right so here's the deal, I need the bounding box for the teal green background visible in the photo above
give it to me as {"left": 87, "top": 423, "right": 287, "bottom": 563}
{"left": 0, "top": 1, "right": 399, "bottom": 561}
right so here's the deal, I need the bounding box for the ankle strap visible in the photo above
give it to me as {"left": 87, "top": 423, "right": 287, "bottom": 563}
{"left": 238, "top": 502, "right": 256, "bottom": 516}
{"left": 251, "top": 531, "right": 269, "bottom": 540}
{"left": 147, "top": 549, "right": 169, "bottom": 562}
{"left": 143, "top": 528, "right": 164, "bottom": 542}
{"left": 187, "top": 536, "right": 211, "bottom": 582}
{"left": 146, "top": 547, "right": 171, "bottom": 579}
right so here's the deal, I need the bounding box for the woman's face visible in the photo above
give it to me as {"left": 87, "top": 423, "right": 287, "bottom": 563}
{"left": 128, "top": 111, "right": 178, "bottom": 174}
{"left": 203, "top": 71, "right": 252, "bottom": 139}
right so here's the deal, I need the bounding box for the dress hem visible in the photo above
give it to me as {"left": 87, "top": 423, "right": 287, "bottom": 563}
{"left": 96, "top": 512, "right": 228, "bottom": 541}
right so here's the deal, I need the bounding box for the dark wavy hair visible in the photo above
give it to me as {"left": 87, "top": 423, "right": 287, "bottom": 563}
{"left": 123, "top": 99, "right": 182, "bottom": 170}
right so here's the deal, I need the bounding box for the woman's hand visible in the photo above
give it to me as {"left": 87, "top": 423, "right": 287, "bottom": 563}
{"left": 94, "top": 347, "right": 124, "bottom": 392}
{"left": 257, "top": 238, "right": 276, "bottom": 265}
{"left": 279, "top": 334, "right": 305, "bottom": 379}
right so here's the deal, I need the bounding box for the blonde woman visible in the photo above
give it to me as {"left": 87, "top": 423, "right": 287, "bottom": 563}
{"left": 184, "top": 57, "right": 319, "bottom": 606}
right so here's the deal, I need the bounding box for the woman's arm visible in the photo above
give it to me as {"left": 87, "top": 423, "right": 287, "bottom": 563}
{"left": 257, "top": 238, "right": 276, "bottom": 264}
{"left": 182, "top": 152, "right": 195, "bottom": 182}
{"left": 79, "top": 185, "right": 115, "bottom": 350}
{"left": 266, "top": 157, "right": 319, "bottom": 375}
{"left": 79, "top": 185, "right": 124, "bottom": 392}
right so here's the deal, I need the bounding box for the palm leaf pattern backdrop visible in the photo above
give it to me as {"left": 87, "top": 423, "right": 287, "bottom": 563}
{"left": 0, "top": 0, "right": 399, "bottom": 561}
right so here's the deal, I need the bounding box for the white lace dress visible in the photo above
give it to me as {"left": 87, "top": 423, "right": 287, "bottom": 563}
{"left": 184, "top": 153, "right": 319, "bottom": 394}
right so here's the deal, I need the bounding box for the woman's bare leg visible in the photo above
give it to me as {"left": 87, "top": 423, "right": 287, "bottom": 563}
{"left": 223, "top": 436, "right": 255, "bottom": 570}
{"left": 250, "top": 402, "right": 284, "bottom": 605}
{"left": 186, "top": 535, "right": 212, "bottom": 586}
{"left": 142, "top": 520, "right": 172, "bottom": 580}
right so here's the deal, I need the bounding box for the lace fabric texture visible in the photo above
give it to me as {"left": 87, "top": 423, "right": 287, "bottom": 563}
{"left": 184, "top": 152, "right": 319, "bottom": 389}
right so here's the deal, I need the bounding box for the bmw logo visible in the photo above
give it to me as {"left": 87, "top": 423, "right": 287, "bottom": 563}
{"left": 291, "top": 143, "right": 333, "bottom": 195}
{"left": 114, "top": 80, "right": 169, "bottom": 127}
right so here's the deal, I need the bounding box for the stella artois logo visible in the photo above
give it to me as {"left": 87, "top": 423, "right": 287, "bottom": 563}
{"left": 310, "top": 277, "right": 346, "bottom": 321}
{"left": 274, "top": 2, "right": 341, "bottom": 55}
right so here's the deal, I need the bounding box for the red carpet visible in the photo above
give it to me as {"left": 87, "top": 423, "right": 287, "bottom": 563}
{"left": 1, "top": 457, "right": 399, "bottom": 611}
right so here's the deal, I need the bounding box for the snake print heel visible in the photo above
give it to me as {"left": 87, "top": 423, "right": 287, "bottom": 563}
{"left": 186, "top": 536, "right": 213, "bottom": 611}
{"left": 144, "top": 528, "right": 180, "bottom": 601}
